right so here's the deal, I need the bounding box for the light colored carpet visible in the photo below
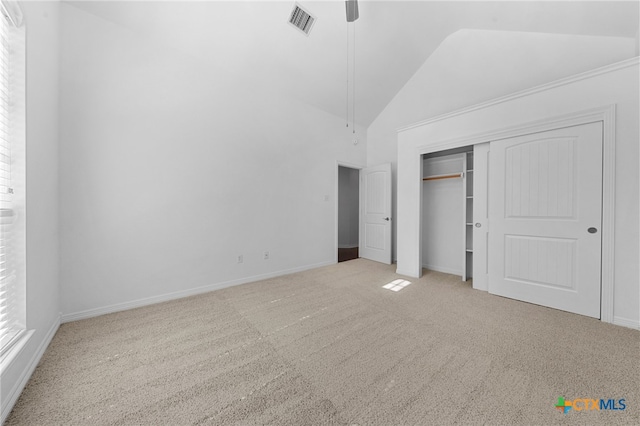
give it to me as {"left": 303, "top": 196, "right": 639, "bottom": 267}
{"left": 6, "top": 259, "right": 640, "bottom": 425}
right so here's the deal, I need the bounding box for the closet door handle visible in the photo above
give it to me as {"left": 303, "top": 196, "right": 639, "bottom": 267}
{"left": 383, "top": 217, "right": 390, "bottom": 221}
{"left": 588, "top": 227, "right": 598, "bottom": 234}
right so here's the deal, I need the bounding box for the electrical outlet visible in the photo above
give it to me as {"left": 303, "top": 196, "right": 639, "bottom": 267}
{"left": 237, "top": 255, "right": 243, "bottom": 264}
{"left": 263, "top": 251, "right": 269, "bottom": 260}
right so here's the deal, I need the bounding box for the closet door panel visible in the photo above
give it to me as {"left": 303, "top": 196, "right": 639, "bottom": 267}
{"left": 472, "top": 143, "right": 489, "bottom": 291}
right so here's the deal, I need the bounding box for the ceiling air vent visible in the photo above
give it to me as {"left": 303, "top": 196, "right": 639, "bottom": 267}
{"left": 288, "top": 4, "right": 316, "bottom": 36}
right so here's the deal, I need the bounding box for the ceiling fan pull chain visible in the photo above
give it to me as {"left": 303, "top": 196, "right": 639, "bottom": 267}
{"left": 353, "top": 20, "right": 356, "bottom": 134}
{"left": 346, "top": 20, "right": 349, "bottom": 128}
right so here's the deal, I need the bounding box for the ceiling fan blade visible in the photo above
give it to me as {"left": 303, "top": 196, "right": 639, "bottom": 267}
{"left": 346, "top": 0, "right": 359, "bottom": 22}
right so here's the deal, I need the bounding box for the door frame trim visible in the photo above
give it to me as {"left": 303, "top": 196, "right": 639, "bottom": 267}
{"left": 414, "top": 104, "right": 616, "bottom": 323}
{"left": 335, "top": 161, "right": 365, "bottom": 264}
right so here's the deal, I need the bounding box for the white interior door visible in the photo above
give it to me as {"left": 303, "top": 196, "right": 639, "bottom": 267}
{"left": 488, "top": 122, "right": 602, "bottom": 318}
{"left": 472, "top": 143, "right": 490, "bottom": 291}
{"left": 359, "top": 163, "right": 392, "bottom": 264}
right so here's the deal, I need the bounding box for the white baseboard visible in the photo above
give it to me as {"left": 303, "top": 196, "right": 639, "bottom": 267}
{"left": 613, "top": 316, "right": 640, "bottom": 330}
{"left": 1, "top": 315, "right": 60, "bottom": 424}
{"left": 422, "top": 263, "right": 463, "bottom": 277}
{"left": 395, "top": 267, "right": 420, "bottom": 278}
{"left": 61, "top": 260, "right": 335, "bottom": 324}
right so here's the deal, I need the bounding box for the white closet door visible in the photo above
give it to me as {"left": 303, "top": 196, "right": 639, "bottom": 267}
{"left": 488, "top": 122, "right": 602, "bottom": 318}
{"left": 472, "top": 143, "right": 489, "bottom": 291}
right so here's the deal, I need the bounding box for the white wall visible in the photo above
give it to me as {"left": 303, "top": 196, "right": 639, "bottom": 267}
{"left": 1, "top": 1, "right": 60, "bottom": 421}
{"left": 396, "top": 60, "right": 640, "bottom": 329}
{"left": 367, "top": 29, "right": 638, "bottom": 261}
{"left": 58, "top": 4, "right": 366, "bottom": 319}
{"left": 338, "top": 167, "right": 359, "bottom": 248}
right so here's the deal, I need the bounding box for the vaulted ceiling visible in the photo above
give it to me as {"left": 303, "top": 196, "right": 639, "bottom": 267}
{"left": 66, "top": 1, "right": 639, "bottom": 127}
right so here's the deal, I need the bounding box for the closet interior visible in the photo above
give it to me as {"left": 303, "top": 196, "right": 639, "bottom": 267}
{"left": 422, "top": 145, "right": 474, "bottom": 281}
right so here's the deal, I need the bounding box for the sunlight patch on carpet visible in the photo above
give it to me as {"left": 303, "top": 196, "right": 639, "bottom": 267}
{"left": 382, "top": 279, "right": 411, "bottom": 292}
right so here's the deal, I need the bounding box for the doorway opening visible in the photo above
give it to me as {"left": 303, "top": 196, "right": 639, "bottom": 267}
{"left": 338, "top": 165, "right": 359, "bottom": 262}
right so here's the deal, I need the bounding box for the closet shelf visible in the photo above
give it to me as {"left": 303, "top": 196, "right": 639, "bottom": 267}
{"left": 422, "top": 172, "right": 463, "bottom": 181}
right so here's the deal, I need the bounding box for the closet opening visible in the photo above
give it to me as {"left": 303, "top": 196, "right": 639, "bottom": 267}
{"left": 421, "top": 145, "right": 476, "bottom": 282}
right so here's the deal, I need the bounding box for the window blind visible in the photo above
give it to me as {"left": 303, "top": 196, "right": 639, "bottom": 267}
{"left": 0, "top": 10, "right": 19, "bottom": 356}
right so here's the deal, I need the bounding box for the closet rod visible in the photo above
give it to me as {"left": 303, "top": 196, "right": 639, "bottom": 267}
{"left": 422, "top": 172, "right": 463, "bottom": 181}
